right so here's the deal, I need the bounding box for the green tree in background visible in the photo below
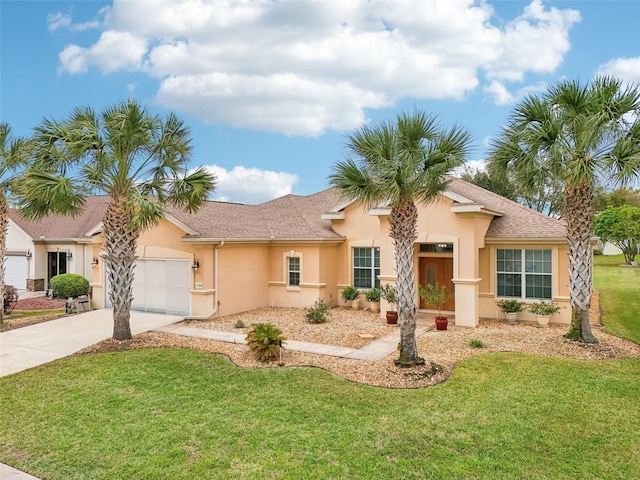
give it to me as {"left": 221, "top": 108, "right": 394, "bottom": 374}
{"left": 594, "top": 205, "right": 640, "bottom": 265}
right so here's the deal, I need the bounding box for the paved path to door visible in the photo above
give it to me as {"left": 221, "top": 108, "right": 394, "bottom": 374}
{"left": 156, "top": 323, "right": 433, "bottom": 360}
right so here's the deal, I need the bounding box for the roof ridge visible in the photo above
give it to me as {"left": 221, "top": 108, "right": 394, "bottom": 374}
{"left": 449, "top": 177, "right": 561, "bottom": 223}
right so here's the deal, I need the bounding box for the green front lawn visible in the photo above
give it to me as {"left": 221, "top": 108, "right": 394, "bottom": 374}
{"left": 1, "top": 258, "right": 639, "bottom": 480}
{"left": 593, "top": 254, "right": 640, "bottom": 343}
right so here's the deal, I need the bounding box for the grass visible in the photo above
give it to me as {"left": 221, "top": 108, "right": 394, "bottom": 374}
{"left": 2, "top": 350, "right": 639, "bottom": 480}
{"left": 8, "top": 309, "right": 66, "bottom": 318}
{"left": 593, "top": 254, "right": 640, "bottom": 343}
{"left": 1, "top": 257, "right": 638, "bottom": 480}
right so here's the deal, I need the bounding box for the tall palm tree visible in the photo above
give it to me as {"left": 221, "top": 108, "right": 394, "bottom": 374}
{"left": 16, "top": 100, "right": 216, "bottom": 340}
{"left": 489, "top": 76, "right": 640, "bottom": 343}
{"left": 0, "top": 123, "right": 29, "bottom": 323}
{"left": 330, "top": 110, "right": 472, "bottom": 366}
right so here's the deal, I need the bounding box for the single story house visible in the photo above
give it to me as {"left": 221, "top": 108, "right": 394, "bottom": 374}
{"left": 6, "top": 177, "right": 571, "bottom": 326}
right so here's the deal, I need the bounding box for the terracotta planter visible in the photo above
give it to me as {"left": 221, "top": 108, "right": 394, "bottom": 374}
{"left": 536, "top": 314, "right": 550, "bottom": 327}
{"left": 350, "top": 299, "right": 360, "bottom": 310}
{"left": 435, "top": 315, "right": 448, "bottom": 331}
{"left": 369, "top": 301, "right": 380, "bottom": 313}
{"left": 386, "top": 311, "right": 398, "bottom": 324}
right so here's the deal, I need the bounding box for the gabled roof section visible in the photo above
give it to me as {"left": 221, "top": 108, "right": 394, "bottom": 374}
{"left": 8, "top": 196, "right": 110, "bottom": 240}
{"left": 169, "top": 188, "right": 344, "bottom": 241}
{"left": 323, "top": 177, "right": 566, "bottom": 240}
{"left": 445, "top": 177, "right": 566, "bottom": 239}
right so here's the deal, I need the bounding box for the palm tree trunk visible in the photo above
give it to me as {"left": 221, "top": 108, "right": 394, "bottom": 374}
{"left": 102, "top": 198, "right": 139, "bottom": 341}
{"left": 563, "top": 183, "right": 598, "bottom": 344}
{"left": 390, "top": 200, "right": 425, "bottom": 366}
{"left": 0, "top": 193, "right": 7, "bottom": 324}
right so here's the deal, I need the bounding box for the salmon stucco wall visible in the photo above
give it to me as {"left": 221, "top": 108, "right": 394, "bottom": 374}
{"left": 216, "top": 243, "right": 270, "bottom": 316}
{"left": 267, "top": 243, "right": 341, "bottom": 309}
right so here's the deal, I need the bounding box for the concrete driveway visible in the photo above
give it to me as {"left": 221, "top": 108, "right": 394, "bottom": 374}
{"left": 0, "top": 310, "right": 182, "bottom": 377}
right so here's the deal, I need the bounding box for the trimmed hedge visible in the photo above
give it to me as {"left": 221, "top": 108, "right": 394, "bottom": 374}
{"left": 49, "top": 274, "right": 90, "bottom": 299}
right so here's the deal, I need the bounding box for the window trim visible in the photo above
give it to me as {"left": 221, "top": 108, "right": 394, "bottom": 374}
{"left": 496, "top": 248, "right": 552, "bottom": 300}
{"left": 287, "top": 256, "right": 301, "bottom": 288}
{"left": 352, "top": 246, "right": 380, "bottom": 290}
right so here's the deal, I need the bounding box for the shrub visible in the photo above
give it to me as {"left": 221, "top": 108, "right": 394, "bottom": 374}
{"left": 365, "top": 287, "right": 381, "bottom": 302}
{"left": 379, "top": 284, "right": 397, "bottom": 306}
{"left": 469, "top": 339, "right": 485, "bottom": 349}
{"left": 3, "top": 285, "right": 18, "bottom": 315}
{"left": 49, "top": 274, "right": 90, "bottom": 299}
{"left": 341, "top": 285, "right": 359, "bottom": 301}
{"left": 305, "top": 298, "right": 330, "bottom": 323}
{"left": 234, "top": 319, "right": 245, "bottom": 329}
{"left": 528, "top": 300, "right": 561, "bottom": 316}
{"left": 246, "top": 323, "right": 286, "bottom": 362}
{"left": 496, "top": 298, "right": 525, "bottom": 313}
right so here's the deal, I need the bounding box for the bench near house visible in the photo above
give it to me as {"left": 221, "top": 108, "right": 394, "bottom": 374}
{"left": 6, "top": 177, "right": 571, "bottom": 326}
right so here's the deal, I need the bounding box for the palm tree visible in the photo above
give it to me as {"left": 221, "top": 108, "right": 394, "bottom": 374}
{"left": 489, "top": 76, "right": 640, "bottom": 343}
{"left": 330, "top": 110, "right": 472, "bottom": 366}
{"left": 0, "top": 123, "right": 29, "bottom": 323}
{"left": 16, "top": 100, "right": 216, "bottom": 340}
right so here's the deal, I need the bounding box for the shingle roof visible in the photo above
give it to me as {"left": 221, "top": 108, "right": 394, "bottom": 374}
{"left": 8, "top": 180, "right": 565, "bottom": 242}
{"left": 168, "top": 188, "right": 344, "bottom": 240}
{"left": 445, "top": 177, "right": 566, "bottom": 239}
{"left": 9, "top": 196, "right": 110, "bottom": 239}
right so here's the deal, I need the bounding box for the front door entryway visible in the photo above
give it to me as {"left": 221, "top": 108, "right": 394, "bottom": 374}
{"left": 419, "top": 257, "right": 455, "bottom": 311}
{"left": 47, "top": 251, "right": 67, "bottom": 285}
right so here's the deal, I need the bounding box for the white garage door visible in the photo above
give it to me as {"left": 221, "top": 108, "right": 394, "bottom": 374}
{"left": 4, "top": 255, "right": 28, "bottom": 289}
{"left": 106, "top": 258, "right": 191, "bottom": 315}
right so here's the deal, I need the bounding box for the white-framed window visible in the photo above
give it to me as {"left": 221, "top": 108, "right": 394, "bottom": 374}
{"left": 287, "top": 257, "right": 300, "bottom": 287}
{"left": 353, "top": 247, "right": 380, "bottom": 289}
{"left": 497, "top": 248, "right": 552, "bottom": 299}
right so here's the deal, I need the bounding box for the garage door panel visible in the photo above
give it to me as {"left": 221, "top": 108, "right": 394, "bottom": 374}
{"left": 106, "top": 258, "right": 190, "bottom": 315}
{"left": 4, "top": 256, "right": 28, "bottom": 289}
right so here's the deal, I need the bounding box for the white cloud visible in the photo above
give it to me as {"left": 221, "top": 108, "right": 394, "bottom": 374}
{"left": 486, "top": 0, "right": 580, "bottom": 81}
{"left": 484, "top": 80, "right": 548, "bottom": 106}
{"left": 597, "top": 57, "right": 640, "bottom": 84}
{"left": 59, "top": 31, "right": 147, "bottom": 74}
{"left": 47, "top": 7, "right": 108, "bottom": 33}
{"left": 47, "top": 12, "right": 71, "bottom": 32}
{"left": 201, "top": 165, "right": 299, "bottom": 204}
{"left": 484, "top": 81, "right": 514, "bottom": 106}
{"left": 56, "top": 0, "right": 580, "bottom": 135}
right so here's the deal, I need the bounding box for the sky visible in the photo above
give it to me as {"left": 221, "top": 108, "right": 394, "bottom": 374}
{"left": 1, "top": 0, "right": 639, "bottom": 205}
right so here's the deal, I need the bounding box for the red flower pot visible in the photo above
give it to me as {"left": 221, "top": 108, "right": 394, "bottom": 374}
{"left": 435, "top": 315, "right": 448, "bottom": 331}
{"left": 386, "top": 311, "right": 398, "bottom": 324}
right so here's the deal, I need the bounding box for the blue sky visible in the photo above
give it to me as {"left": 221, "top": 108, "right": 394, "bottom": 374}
{"left": 2, "top": 0, "right": 639, "bottom": 204}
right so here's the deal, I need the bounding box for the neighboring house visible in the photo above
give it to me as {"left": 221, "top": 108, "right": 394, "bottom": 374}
{"left": 6, "top": 177, "right": 572, "bottom": 326}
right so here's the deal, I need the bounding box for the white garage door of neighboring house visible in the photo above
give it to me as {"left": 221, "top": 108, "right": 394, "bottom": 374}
{"left": 4, "top": 255, "right": 28, "bottom": 289}
{"left": 106, "top": 259, "right": 191, "bottom": 315}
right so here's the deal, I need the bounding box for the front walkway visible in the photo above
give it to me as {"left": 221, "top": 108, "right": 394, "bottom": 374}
{"left": 155, "top": 322, "right": 433, "bottom": 361}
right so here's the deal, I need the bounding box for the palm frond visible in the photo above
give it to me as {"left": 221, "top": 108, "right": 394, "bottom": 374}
{"left": 167, "top": 167, "right": 217, "bottom": 213}
{"left": 14, "top": 170, "right": 86, "bottom": 220}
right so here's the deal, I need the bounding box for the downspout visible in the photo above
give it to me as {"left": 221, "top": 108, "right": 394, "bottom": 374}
{"left": 184, "top": 241, "right": 223, "bottom": 320}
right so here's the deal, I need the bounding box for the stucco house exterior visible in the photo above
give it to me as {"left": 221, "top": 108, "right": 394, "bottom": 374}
{"left": 6, "top": 177, "right": 571, "bottom": 326}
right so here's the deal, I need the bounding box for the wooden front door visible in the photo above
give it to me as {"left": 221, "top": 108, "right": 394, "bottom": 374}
{"left": 419, "top": 257, "right": 455, "bottom": 311}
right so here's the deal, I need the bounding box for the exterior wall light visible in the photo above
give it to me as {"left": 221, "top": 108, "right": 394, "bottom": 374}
{"left": 91, "top": 258, "right": 99, "bottom": 268}
{"left": 192, "top": 259, "right": 200, "bottom": 271}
